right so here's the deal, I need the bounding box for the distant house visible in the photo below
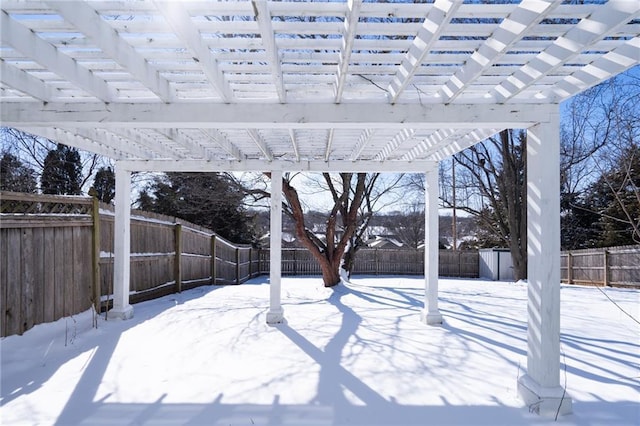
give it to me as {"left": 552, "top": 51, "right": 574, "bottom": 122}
{"left": 365, "top": 235, "right": 404, "bottom": 249}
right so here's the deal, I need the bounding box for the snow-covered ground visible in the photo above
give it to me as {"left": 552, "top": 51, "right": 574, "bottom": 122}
{"left": 1, "top": 277, "right": 638, "bottom": 425}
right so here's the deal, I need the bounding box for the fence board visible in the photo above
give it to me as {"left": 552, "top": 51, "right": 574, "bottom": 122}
{"left": 32, "top": 227, "right": 45, "bottom": 327}
{"left": 0, "top": 227, "right": 7, "bottom": 336}
{"left": 21, "top": 227, "right": 35, "bottom": 332}
{"left": 5, "top": 229, "right": 22, "bottom": 335}
{"left": 43, "top": 227, "right": 56, "bottom": 323}
{"left": 53, "top": 227, "right": 66, "bottom": 319}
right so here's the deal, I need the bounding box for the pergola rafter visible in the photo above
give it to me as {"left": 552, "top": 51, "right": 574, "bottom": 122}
{"left": 252, "top": 0, "right": 286, "bottom": 103}
{"left": 47, "top": 0, "right": 174, "bottom": 102}
{"left": 154, "top": 0, "right": 232, "bottom": 102}
{"left": 492, "top": 0, "right": 640, "bottom": 103}
{"left": 1, "top": 10, "right": 113, "bottom": 101}
{"left": 200, "top": 129, "right": 245, "bottom": 162}
{"left": 1, "top": 1, "right": 638, "bottom": 418}
{"left": 388, "top": 0, "right": 461, "bottom": 104}
{"left": 542, "top": 35, "right": 640, "bottom": 101}
{"left": 438, "top": 0, "right": 559, "bottom": 103}
{"left": 335, "top": 0, "right": 362, "bottom": 103}
{"left": 0, "top": 58, "right": 54, "bottom": 101}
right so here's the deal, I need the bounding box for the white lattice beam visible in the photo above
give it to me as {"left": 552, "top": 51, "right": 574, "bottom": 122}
{"left": 72, "top": 128, "right": 157, "bottom": 160}
{"left": 324, "top": 129, "right": 335, "bottom": 162}
{"left": 350, "top": 129, "right": 375, "bottom": 161}
{"left": 118, "top": 158, "right": 438, "bottom": 173}
{"left": 252, "top": 0, "right": 285, "bottom": 102}
{"left": 289, "top": 129, "right": 300, "bottom": 162}
{"left": 492, "top": 0, "right": 640, "bottom": 103}
{"left": 156, "top": 129, "right": 213, "bottom": 160}
{"left": 108, "top": 128, "right": 186, "bottom": 160}
{"left": 154, "top": 0, "right": 232, "bottom": 102}
{"left": 18, "top": 127, "right": 131, "bottom": 160}
{"left": 48, "top": 1, "right": 174, "bottom": 102}
{"left": 430, "top": 128, "right": 499, "bottom": 161}
{"left": 439, "top": 1, "right": 558, "bottom": 104}
{"left": 247, "top": 129, "right": 273, "bottom": 161}
{"left": 0, "top": 60, "right": 53, "bottom": 101}
{"left": 335, "top": 0, "right": 362, "bottom": 103}
{"left": 541, "top": 36, "right": 640, "bottom": 102}
{"left": 200, "top": 129, "right": 245, "bottom": 162}
{"left": 2, "top": 102, "right": 555, "bottom": 129}
{"left": 1, "top": 10, "right": 113, "bottom": 101}
{"left": 375, "top": 129, "right": 415, "bottom": 161}
{"left": 388, "top": 0, "right": 461, "bottom": 104}
{"left": 401, "top": 129, "right": 456, "bottom": 162}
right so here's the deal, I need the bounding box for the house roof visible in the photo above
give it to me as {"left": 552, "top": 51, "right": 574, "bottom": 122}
{"left": 1, "top": 0, "right": 638, "bottom": 173}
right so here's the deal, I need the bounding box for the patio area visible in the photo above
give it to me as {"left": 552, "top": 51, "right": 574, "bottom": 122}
{"left": 2, "top": 276, "right": 638, "bottom": 425}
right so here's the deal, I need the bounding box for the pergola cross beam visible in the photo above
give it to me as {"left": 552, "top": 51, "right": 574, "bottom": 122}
{"left": 1, "top": 10, "right": 114, "bottom": 101}
{"left": 154, "top": 0, "right": 232, "bottom": 102}
{"left": 335, "top": 0, "right": 362, "bottom": 103}
{"left": 492, "top": 0, "right": 640, "bottom": 103}
{"left": 388, "top": 0, "right": 461, "bottom": 104}
{"left": 252, "top": 0, "right": 286, "bottom": 102}
{"left": 48, "top": 1, "right": 174, "bottom": 102}
{"left": 438, "top": 0, "right": 558, "bottom": 103}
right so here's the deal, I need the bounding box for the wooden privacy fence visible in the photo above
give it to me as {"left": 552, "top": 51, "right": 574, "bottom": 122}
{"left": 0, "top": 191, "right": 259, "bottom": 337}
{"left": 259, "top": 248, "right": 479, "bottom": 278}
{"left": 3, "top": 191, "right": 639, "bottom": 337}
{"left": 561, "top": 245, "right": 640, "bottom": 287}
{"left": 1, "top": 192, "right": 94, "bottom": 338}
{"left": 98, "top": 210, "right": 260, "bottom": 305}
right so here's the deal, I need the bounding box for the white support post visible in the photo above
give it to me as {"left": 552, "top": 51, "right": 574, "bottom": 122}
{"left": 518, "top": 115, "right": 572, "bottom": 416}
{"left": 109, "top": 164, "right": 134, "bottom": 320}
{"left": 422, "top": 167, "right": 442, "bottom": 325}
{"left": 266, "top": 170, "right": 284, "bottom": 325}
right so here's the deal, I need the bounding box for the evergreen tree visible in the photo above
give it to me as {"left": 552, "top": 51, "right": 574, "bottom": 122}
{"left": 92, "top": 166, "right": 115, "bottom": 203}
{"left": 560, "top": 191, "right": 601, "bottom": 250}
{"left": 0, "top": 152, "right": 37, "bottom": 193}
{"left": 40, "top": 144, "right": 83, "bottom": 195}
{"left": 586, "top": 143, "right": 640, "bottom": 246}
{"left": 137, "top": 172, "right": 256, "bottom": 244}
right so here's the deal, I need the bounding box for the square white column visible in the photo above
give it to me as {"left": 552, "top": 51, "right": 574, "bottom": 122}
{"left": 110, "top": 163, "right": 134, "bottom": 320}
{"left": 422, "top": 168, "right": 442, "bottom": 325}
{"left": 266, "top": 170, "right": 284, "bottom": 325}
{"left": 518, "top": 115, "right": 572, "bottom": 416}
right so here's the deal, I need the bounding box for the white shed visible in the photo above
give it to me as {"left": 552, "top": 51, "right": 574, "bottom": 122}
{"left": 479, "top": 249, "right": 514, "bottom": 282}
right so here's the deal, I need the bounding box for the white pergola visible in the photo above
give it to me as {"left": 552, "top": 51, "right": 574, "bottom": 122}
{"left": 2, "top": 0, "right": 639, "bottom": 417}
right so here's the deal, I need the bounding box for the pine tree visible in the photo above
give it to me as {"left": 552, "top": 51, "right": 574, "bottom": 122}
{"left": 40, "top": 144, "right": 83, "bottom": 195}
{"left": 0, "top": 152, "right": 37, "bottom": 193}
{"left": 137, "top": 172, "right": 256, "bottom": 244}
{"left": 92, "top": 166, "right": 115, "bottom": 203}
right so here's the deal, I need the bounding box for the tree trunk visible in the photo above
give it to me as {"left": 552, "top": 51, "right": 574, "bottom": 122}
{"left": 280, "top": 175, "right": 361, "bottom": 288}
{"left": 319, "top": 257, "right": 342, "bottom": 287}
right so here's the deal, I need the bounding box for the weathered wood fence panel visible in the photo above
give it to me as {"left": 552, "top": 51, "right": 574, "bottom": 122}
{"left": 259, "top": 248, "right": 480, "bottom": 278}
{"left": 1, "top": 192, "right": 260, "bottom": 337}
{"left": 561, "top": 245, "right": 640, "bottom": 287}
{"left": 1, "top": 192, "right": 94, "bottom": 337}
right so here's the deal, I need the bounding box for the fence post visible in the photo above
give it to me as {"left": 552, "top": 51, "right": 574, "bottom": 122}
{"left": 375, "top": 249, "right": 379, "bottom": 275}
{"left": 89, "top": 189, "right": 101, "bottom": 314}
{"left": 210, "top": 234, "right": 217, "bottom": 285}
{"left": 293, "top": 248, "right": 297, "bottom": 275}
{"left": 603, "top": 249, "right": 609, "bottom": 287}
{"left": 567, "top": 252, "right": 573, "bottom": 284}
{"left": 174, "top": 223, "right": 182, "bottom": 293}
{"left": 235, "top": 247, "right": 240, "bottom": 285}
